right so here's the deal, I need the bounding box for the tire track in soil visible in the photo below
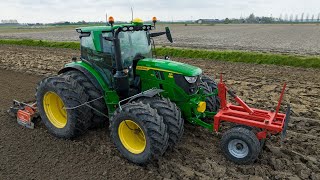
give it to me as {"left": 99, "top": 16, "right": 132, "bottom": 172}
{"left": 0, "top": 45, "right": 319, "bottom": 179}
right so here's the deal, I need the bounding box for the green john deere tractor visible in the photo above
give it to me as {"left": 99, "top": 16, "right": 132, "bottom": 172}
{"left": 36, "top": 17, "right": 219, "bottom": 164}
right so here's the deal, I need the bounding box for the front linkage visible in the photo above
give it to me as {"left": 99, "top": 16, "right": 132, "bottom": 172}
{"left": 198, "top": 75, "right": 290, "bottom": 164}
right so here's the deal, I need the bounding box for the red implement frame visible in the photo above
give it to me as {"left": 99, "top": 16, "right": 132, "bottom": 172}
{"left": 213, "top": 75, "right": 288, "bottom": 140}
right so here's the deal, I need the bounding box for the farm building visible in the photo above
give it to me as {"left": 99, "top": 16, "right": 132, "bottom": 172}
{"left": 195, "top": 19, "right": 222, "bottom": 24}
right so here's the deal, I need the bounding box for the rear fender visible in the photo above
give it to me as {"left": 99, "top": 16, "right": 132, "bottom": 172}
{"left": 59, "top": 66, "right": 103, "bottom": 93}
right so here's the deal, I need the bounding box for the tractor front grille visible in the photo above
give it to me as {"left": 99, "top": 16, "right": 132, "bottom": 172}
{"left": 174, "top": 74, "right": 200, "bottom": 95}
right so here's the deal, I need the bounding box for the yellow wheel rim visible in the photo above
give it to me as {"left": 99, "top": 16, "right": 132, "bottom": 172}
{"left": 118, "top": 120, "right": 146, "bottom": 154}
{"left": 43, "top": 91, "right": 67, "bottom": 128}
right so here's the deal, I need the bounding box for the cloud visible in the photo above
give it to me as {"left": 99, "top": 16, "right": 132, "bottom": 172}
{"left": 0, "top": 0, "right": 320, "bottom": 23}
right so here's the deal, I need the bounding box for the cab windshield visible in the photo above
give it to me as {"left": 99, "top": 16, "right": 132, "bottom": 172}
{"left": 118, "top": 31, "right": 152, "bottom": 67}
{"left": 102, "top": 30, "right": 152, "bottom": 68}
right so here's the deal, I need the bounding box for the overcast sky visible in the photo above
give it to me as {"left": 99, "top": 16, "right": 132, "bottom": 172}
{"left": 1, "top": 0, "right": 320, "bottom": 23}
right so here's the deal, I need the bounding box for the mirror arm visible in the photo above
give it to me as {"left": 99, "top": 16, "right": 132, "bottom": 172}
{"left": 104, "top": 37, "right": 113, "bottom": 41}
{"left": 150, "top": 32, "right": 166, "bottom": 37}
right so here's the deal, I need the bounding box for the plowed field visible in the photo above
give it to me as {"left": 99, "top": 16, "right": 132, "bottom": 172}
{"left": 0, "top": 45, "right": 319, "bottom": 179}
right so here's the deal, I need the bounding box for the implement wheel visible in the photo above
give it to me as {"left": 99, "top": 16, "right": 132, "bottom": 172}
{"left": 110, "top": 102, "right": 169, "bottom": 164}
{"left": 36, "top": 75, "right": 91, "bottom": 138}
{"left": 220, "top": 127, "right": 260, "bottom": 164}
{"left": 136, "top": 97, "right": 184, "bottom": 149}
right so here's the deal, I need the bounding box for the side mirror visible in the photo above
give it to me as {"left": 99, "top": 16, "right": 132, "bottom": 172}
{"left": 165, "top": 27, "right": 173, "bottom": 43}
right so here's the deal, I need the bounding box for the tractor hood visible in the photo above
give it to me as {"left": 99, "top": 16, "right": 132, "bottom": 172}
{"left": 137, "top": 58, "right": 202, "bottom": 76}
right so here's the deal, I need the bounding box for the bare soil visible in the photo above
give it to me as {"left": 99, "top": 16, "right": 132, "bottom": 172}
{"left": 0, "top": 45, "right": 319, "bottom": 179}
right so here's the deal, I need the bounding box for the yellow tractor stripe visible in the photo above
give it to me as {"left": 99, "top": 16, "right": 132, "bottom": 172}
{"left": 136, "top": 66, "right": 182, "bottom": 74}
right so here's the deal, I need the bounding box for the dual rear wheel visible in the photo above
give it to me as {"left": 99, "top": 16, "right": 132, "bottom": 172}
{"left": 36, "top": 75, "right": 92, "bottom": 138}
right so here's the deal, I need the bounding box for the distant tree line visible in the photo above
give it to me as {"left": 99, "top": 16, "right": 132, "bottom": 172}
{"left": 222, "top": 13, "right": 320, "bottom": 24}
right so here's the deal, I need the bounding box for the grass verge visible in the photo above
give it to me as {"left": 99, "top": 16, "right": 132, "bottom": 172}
{"left": 0, "top": 39, "right": 319, "bottom": 68}
{"left": 0, "top": 39, "right": 79, "bottom": 50}
{"left": 156, "top": 47, "right": 320, "bottom": 68}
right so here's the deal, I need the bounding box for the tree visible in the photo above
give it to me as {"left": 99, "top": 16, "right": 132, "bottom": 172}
{"left": 318, "top": 13, "right": 320, "bottom": 22}
{"left": 295, "top": 14, "right": 299, "bottom": 22}
{"left": 301, "top": 13, "right": 304, "bottom": 22}
{"left": 311, "top": 14, "right": 314, "bottom": 22}
{"left": 260, "top": 17, "right": 274, "bottom": 23}
{"left": 247, "top": 13, "right": 257, "bottom": 23}
{"left": 224, "top": 18, "right": 231, "bottom": 24}
{"left": 284, "top": 14, "right": 288, "bottom": 22}
{"left": 306, "top": 14, "right": 309, "bottom": 22}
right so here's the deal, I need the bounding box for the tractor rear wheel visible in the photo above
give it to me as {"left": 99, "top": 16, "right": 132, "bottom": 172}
{"left": 220, "top": 127, "right": 261, "bottom": 164}
{"left": 110, "top": 102, "right": 169, "bottom": 164}
{"left": 61, "top": 70, "right": 108, "bottom": 128}
{"left": 36, "top": 75, "right": 91, "bottom": 138}
{"left": 135, "top": 97, "right": 184, "bottom": 149}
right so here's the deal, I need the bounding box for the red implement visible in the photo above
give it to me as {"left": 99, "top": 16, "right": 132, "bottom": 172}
{"left": 8, "top": 100, "right": 38, "bottom": 129}
{"left": 214, "top": 75, "right": 290, "bottom": 140}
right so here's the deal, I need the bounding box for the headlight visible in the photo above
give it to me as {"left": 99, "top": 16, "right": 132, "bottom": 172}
{"left": 184, "top": 76, "right": 197, "bottom": 83}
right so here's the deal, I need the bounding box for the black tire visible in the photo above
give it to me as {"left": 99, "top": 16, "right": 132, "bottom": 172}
{"left": 110, "top": 102, "right": 169, "bottom": 164}
{"left": 199, "top": 83, "right": 215, "bottom": 112}
{"left": 199, "top": 83, "right": 218, "bottom": 123}
{"left": 232, "top": 124, "right": 267, "bottom": 152}
{"left": 200, "top": 75, "right": 220, "bottom": 111}
{"left": 135, "top": 96, "right": 184, "bottom": 149}
{"left": 61, "top": 70, "right": 108, "bottom": 128}
{"left": 220, "top": 127, "right": 261, "bottom": 164}
{"left": 201, "top": 75, "right": 218, "bottom": 91}
{"left": 36, "top": 75, "right": 92, "bottom": 138}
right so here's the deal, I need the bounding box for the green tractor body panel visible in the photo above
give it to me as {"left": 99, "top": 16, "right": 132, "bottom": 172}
{"left": 136, "top": 58, "right": 211, "bottom": 126}
{"left": 137, "top": 58, "right": 202, "bottom": 76}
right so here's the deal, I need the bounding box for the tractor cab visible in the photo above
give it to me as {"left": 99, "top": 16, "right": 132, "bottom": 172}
{"left": 76, "top": 17, "right": 174, "bottom": 97}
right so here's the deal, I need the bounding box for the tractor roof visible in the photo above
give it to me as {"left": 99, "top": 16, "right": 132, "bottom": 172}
{"left": 76, "top": 22, "right": 152, "bottom": 33}
{"left": 75, "top": 21, "right": 152, "bottom": 53}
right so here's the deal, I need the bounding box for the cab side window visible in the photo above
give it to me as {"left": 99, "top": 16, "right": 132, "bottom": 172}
{"left": 80, "top": 33, "right": 114, "bottom": 70}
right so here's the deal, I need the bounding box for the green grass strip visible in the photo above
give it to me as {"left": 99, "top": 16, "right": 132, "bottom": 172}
{"left": 0, "top": 39, "right": 319, "bottom": 68}
{"left": 0, "top": 39, "right": 79, "bottom": 50}
{"left": 156, "top": 47, "right": 320, "bottom": 68}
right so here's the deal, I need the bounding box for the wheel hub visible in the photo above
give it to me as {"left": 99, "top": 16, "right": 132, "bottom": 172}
{"left": 228, "top": 139, "right": 249, "bottom": 158}
{"left": 118, "top": 120, "right": 146, "bottom": 154}
{"left": 43, "top": 91, "right": 67, "bottom": 128}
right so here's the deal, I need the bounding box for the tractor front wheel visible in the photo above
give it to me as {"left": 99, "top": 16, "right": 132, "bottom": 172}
{"left": 36, "top": 75, "right": 91, "bottom": 138}
{"left": 110, "top": 102, "right": 169, "bottom": 164}
{"left": 200, "top": 75, "right": 220, "bottom": 112}
{"left": 220, "top": 127, "right": 260, "bottom": 164}
{"left": 135, "top": 97, "right": 184, "bottom": 150}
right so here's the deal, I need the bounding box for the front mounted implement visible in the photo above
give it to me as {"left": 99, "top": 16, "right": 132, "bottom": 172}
{"left": 212, "top": 75, "right": 290, "bottom": 164}
{"left": 214, "top": 75, "right": 290, "bottom": 140}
